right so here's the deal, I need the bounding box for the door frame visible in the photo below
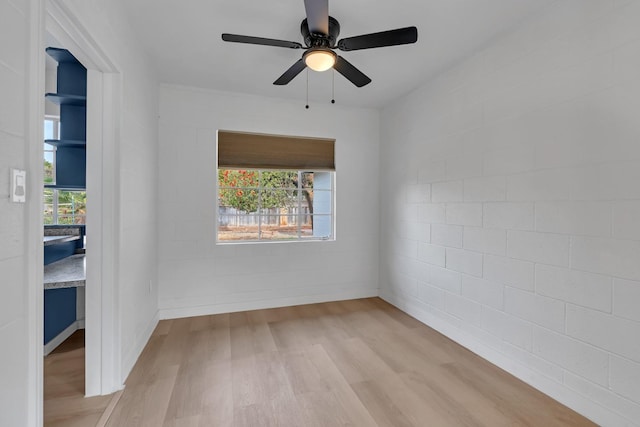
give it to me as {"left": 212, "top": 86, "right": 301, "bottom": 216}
{"left": 43, "top": 0, "right": 123, "bottom": 397}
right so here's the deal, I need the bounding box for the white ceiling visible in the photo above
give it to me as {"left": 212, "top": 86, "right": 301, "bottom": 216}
{"left": 117, "top": 0, "right": 555, "bottom": 109}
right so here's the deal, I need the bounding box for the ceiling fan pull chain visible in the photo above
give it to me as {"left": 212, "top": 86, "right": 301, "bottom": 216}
{"left": 331, "top": 69, "right": 335, "bottom": 104}
{"left": 305, "top": 68, "right": 310, "bottom": 109}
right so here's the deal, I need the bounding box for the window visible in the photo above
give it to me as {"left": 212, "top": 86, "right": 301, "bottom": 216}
{"left": 217, "top": 130, "right": 335, "bottom": 243}
{"left": 218, "top": 169, "right": 333, "bottom": 242}
{"left": 44, "top": 117, "right": 86, "bottom": 225}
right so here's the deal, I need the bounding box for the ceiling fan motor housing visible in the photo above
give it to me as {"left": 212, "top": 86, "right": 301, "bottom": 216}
{"left": 301, "top": 16, "right": 341, "bottom": 48}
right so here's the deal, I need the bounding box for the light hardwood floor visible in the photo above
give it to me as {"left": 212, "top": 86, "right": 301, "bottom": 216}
{"left": 43, "top": 299, "right": 595, "bottom": 426}
{"left": 44, "top": 330, "right": 114, "bottom": 427}
{"left": 97, "top": 297, "right": 593, "bottom": 426}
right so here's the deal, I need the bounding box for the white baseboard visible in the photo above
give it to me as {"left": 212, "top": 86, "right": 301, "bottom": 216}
{"left": 44, "top": 320, "right": 83, "bottom": 356}
{"left": 158, "top": 288, "right": 379, "bottom": 320}
{"left": 379, "top": 290, "right": 633, "bottom": 427}
{"left": 120, "top": 312, "right": 159, "bottom": 385}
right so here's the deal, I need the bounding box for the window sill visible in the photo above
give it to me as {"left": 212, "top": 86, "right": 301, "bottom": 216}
{"left": 215, "top": 237, "right": 334, "bottom": 246}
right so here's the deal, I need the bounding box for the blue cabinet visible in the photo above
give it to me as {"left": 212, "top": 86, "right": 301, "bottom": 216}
{"left": 44, "top": 287, "right": 77, "bottom": 344}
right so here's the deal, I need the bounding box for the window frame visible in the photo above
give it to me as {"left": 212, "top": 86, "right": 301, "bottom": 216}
{"left": 216, "top": 168, "right": 335, "bottom": 244}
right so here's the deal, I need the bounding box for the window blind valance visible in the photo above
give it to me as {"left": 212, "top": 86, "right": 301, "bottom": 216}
{"left": 217, "top": 130, "right": 335, "bottom": 171}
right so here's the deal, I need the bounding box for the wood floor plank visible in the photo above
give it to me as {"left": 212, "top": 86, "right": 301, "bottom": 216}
{"left": 301, "top": 343, "right": 379, "bottom": 426}
{"left": 153, "top": 319, "right": 173, "bottom": 336}
{"left": 47, "top": 298, "right": 597, "bottom": 427}
{"left": 322, "top": 337, "right": 397, "bottom": 384}
{"left": 350, "top": 379, "right": 416, "bottom": 427}
{"left": 368, "top": 297, "right": 426, "bottom": 329}
{"left": 105, "top": 365, "right": 179, "bottom": 427}
{"left": 402, "top": 362, "right": 517, "bottom": 425}
{"left": 44, "top": 330, "right": 117, "bottom": 427}
{"left": 230, "top": 318, "right": 277, "bottom": 359}
{"left": 280, "top": 346, "right": 333, "bottom": 395}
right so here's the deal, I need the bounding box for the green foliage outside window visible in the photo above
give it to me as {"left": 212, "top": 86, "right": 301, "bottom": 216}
{"left": 218, "top": 169, "right": 313, "bottom": 213}
{"left": 44, "top": 159, "right": 54, "bottom": 184}
{"left": 44, "top": 189, "right": 87, "bottom": 225}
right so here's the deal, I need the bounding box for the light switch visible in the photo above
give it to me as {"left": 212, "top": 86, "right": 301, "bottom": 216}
{"left": 11, "top": 169, "right": 26, "bottom": 203}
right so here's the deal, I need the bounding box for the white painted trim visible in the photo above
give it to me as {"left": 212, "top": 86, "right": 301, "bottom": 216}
{"left": 85, "top": 69, "right": 104, "bottom": 397}
{"left": 26, "top": 1, "right": 46, "bottom": 425}
{"left": 379, "top": 290, "right": 633, "bottom": 427}
{"left": 159, "top": 288, "right": 379, "bottom": 320}
{"left": 43, "top": 321, "right": 82, "bottom": 356}
{"left": 98, "top": 72, "right": 123, "bottom": 395}
{"left": 45, "top": 0, "right": 117, "bottom": 72}
{"left": 121, "top": 313, "right": 159, "bottom": 384}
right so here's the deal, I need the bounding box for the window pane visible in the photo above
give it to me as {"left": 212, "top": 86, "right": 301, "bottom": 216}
{"left": 57, "top": 191, "right": 86, "bottom": 225}
{"left": 259, "top": 216, "right": 298, "bottom": 240}
{"left": 44, "top": 120, "right": 54, "bottom": 140}
{"left": 259, "top": 188, "right": 296, "bottom": 212}
{"left": 301, "top": 172, "right": 314, "bottom": 189}
{"left": 311, "top": 189, "right": 331, "bottom": 214}
{"left": 218, "top": 169, "right": 259, "bottom": 189}
{"left": 44, "top": 144, "right": 55, "bottom": 185}
{"left": 218, "top": 213, "right": 259, "bottom": 241}
{"left": 259, "top": 170, "right": 297, "bottom": 190}
{"left": 44, "top": 189, "right": 54, "bottom": 225}
{"left": 310, "top": 215, "right": 332, "bottom": 238}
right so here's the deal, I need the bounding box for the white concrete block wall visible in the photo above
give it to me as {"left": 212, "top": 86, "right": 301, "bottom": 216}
{"left": 157, "top": 85, "right": 380, "bottom": 318}
{"left": 380, "top": 0, "right": 640, "bottom": 424}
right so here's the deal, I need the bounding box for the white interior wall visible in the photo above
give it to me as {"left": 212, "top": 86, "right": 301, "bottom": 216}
{"left": 56, "top": 0, "right": 160, "bottom": 382}
{"left": 0, "top": 0, "right": 42, "bottom": 425}
{"left": 379, "top": 1, "right": 640, "bottom": 425}
{"left": 157, "top": 85, "right": 380, "bottom": 318}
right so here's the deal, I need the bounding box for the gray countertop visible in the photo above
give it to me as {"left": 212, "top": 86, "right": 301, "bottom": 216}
{"left": 44, "top": 254, "right": 86, "bottom": 289}
{"left": 43, "top": 235, "right": 80, "bottom": 246}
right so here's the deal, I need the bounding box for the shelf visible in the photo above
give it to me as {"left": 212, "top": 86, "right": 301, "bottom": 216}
{"left": 45, "top": 93, "right": 86, "bottom": 106}
{"left": 46, "top": 47, "right": 81, "bottom": 64}
{"left": 44, "top": 184, "right": 86, "bottom": 191}
{"left": 45, "top": 139, "right": 86, "bottom": 147}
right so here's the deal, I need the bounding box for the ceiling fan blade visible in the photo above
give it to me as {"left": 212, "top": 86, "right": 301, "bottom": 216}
{"left": 333, "top": 56, "right": 371, "bottom": 87}
{"left": 337, "top": 26, "right": 418, "bottom": 51}
{"left": 222, "top": 33, "right": 303, "bottom": 49}
{"left": 273, "top": 59, "right": 307, "bottom": 85}
{"left": 304, "top": 0, "right": 329, "bottom": 35}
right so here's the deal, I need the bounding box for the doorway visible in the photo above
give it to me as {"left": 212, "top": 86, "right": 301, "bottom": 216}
{"left": 42, "top": 0, "right": 122, "bottom": 401}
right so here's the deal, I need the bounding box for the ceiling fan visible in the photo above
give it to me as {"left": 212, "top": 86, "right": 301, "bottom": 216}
{"left": 221, "top": 0, "right": 418, "bottom": 88}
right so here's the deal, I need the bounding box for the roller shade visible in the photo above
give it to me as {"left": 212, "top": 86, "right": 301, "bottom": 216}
{"left": 217, "top": 130, "right": 335, "bottom": 171}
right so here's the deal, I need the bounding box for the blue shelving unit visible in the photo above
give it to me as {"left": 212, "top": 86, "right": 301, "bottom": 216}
{"left": 45, "top": 47, "right": 87, "bottom": 189}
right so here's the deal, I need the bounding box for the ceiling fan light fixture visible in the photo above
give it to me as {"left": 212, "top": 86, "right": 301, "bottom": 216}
{"left": 303, "top": 49, "right": 337, "bottom": 72}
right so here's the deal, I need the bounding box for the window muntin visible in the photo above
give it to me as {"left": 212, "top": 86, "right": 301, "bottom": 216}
{"left": 217, "top": 169, "right": 333, "bottom": 243}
